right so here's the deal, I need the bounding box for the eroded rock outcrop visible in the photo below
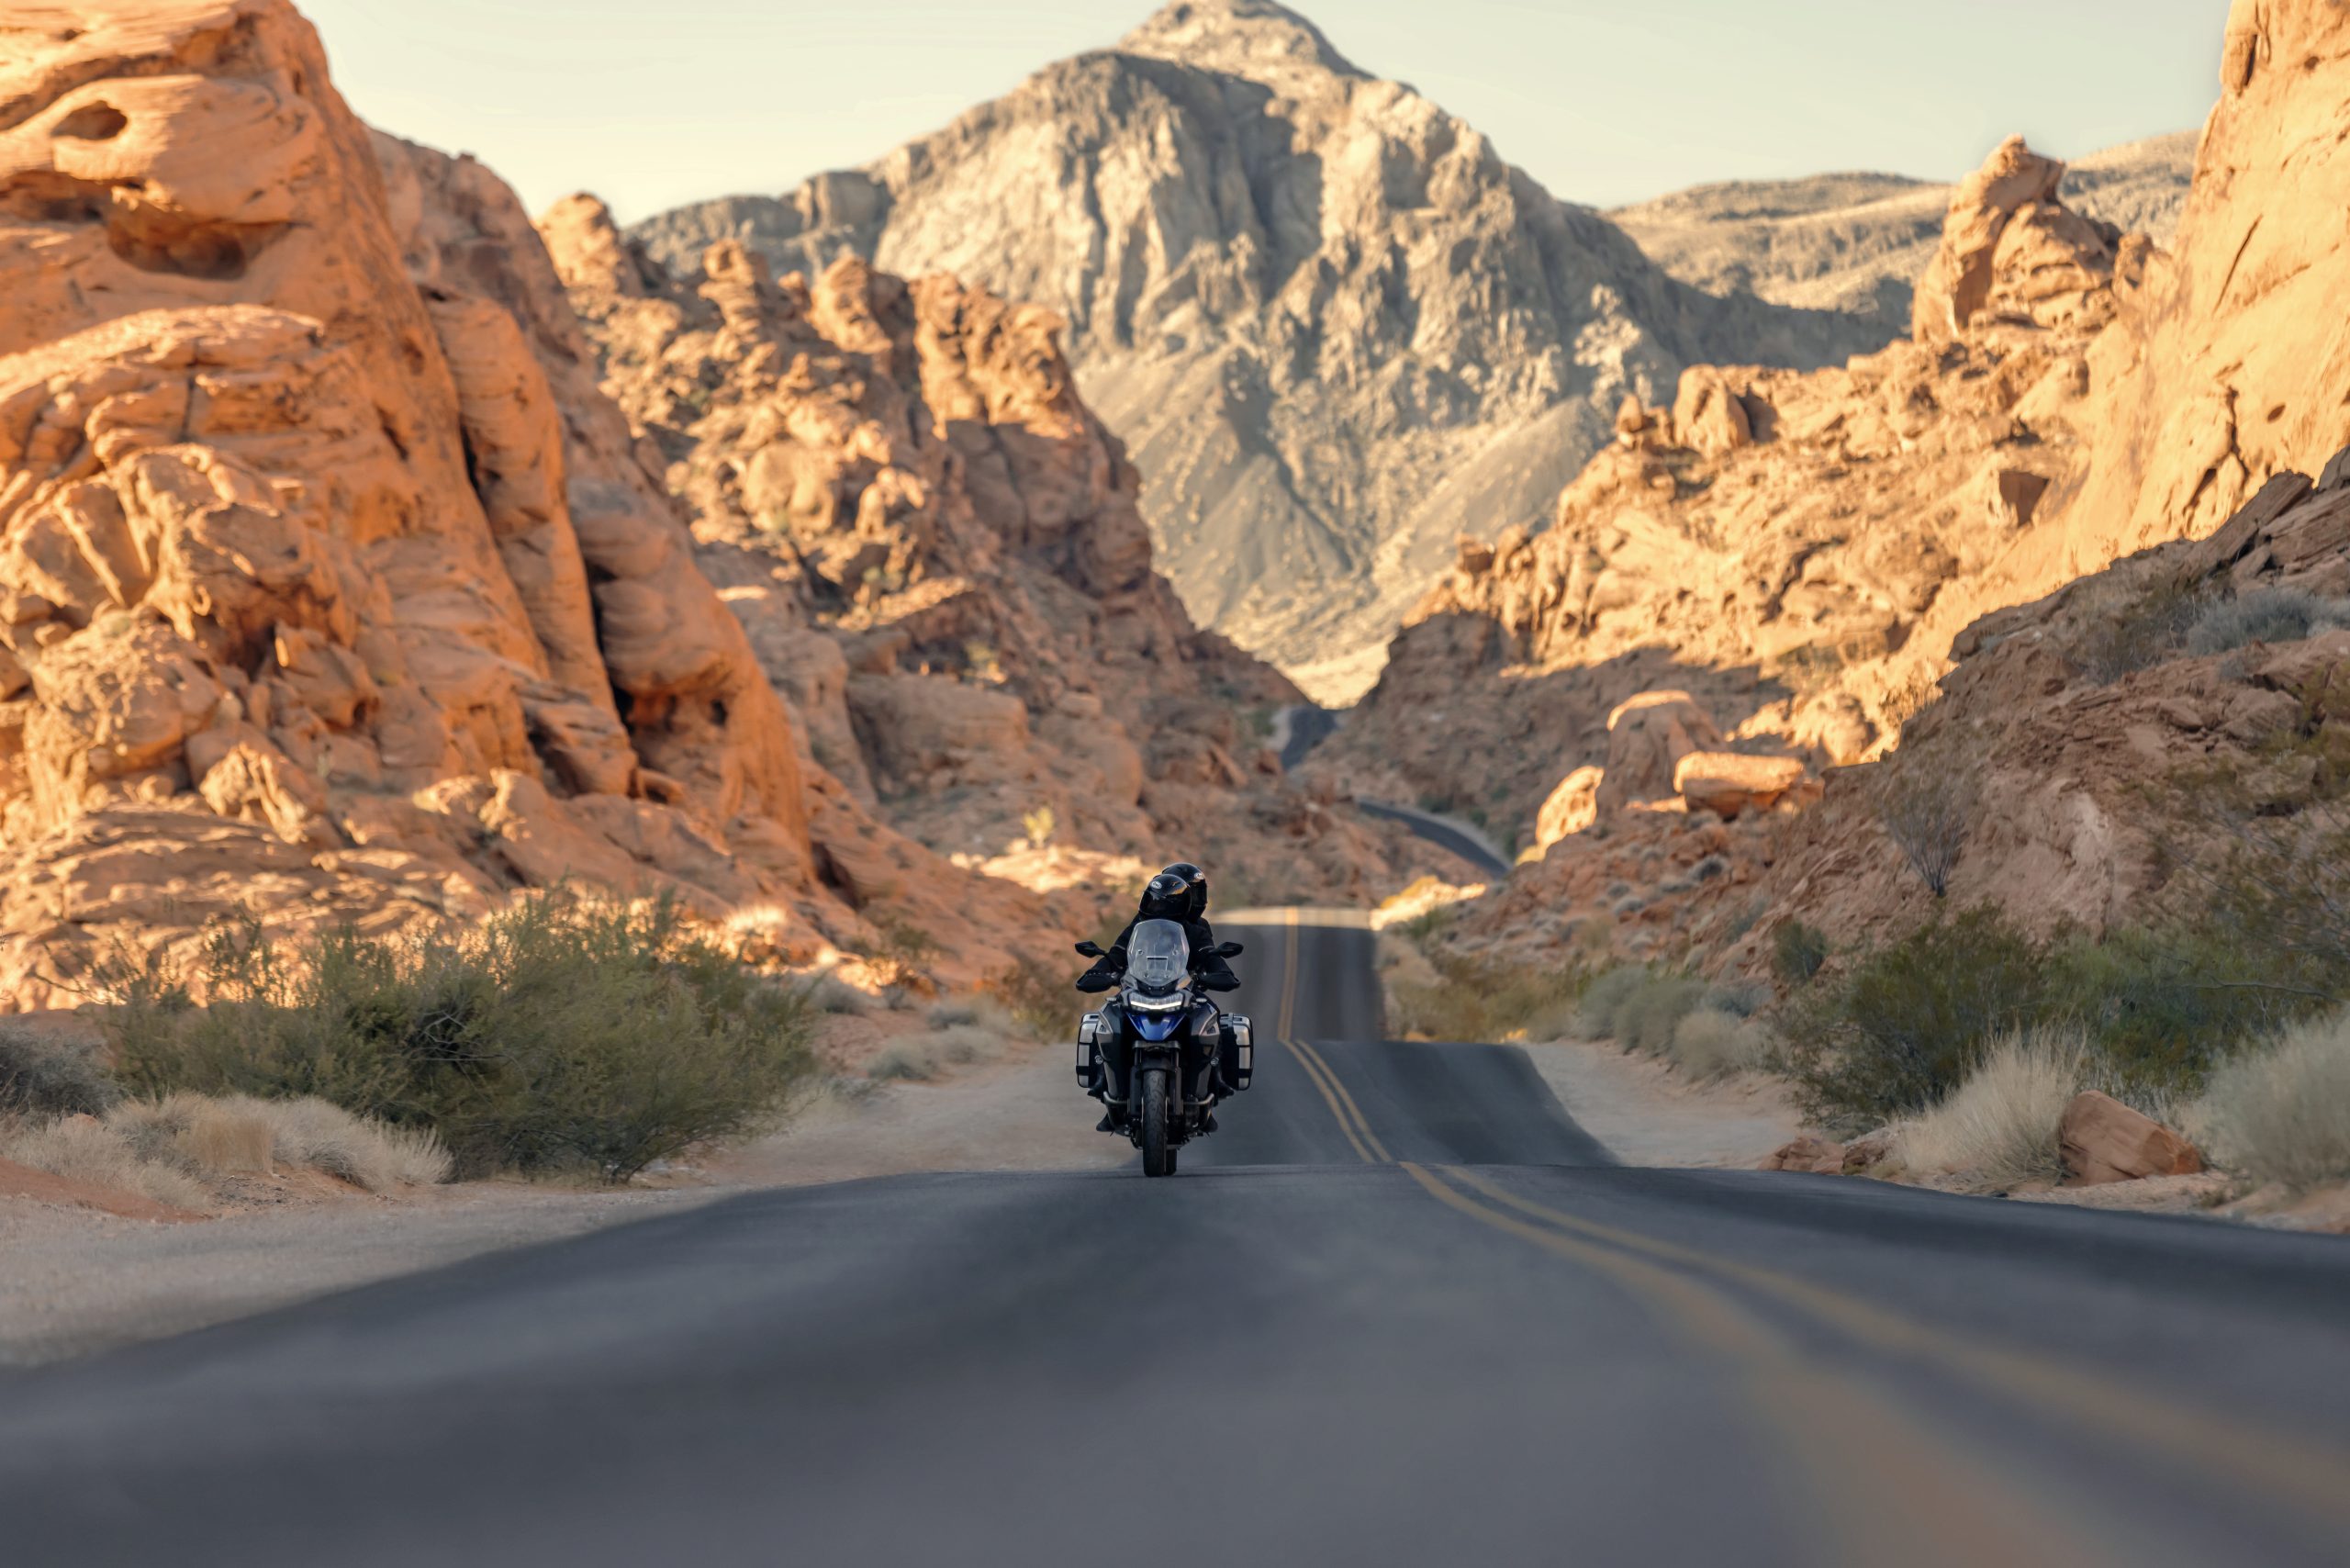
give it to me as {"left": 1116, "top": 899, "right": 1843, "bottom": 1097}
{"left": 1320, "top": 133, "right": 2132, "bottom": 846}
{"left": 540, "top": 196, "right": 1460, "bottom": 923}
{"left": 0, "top": 0, "right": 1053, "bottom": 1001}
{"left": 2049, "top": 0, "right": 2350, "bottom": 566}
{"left": 631, "top": 0, "right": 1893, "bottom": 698}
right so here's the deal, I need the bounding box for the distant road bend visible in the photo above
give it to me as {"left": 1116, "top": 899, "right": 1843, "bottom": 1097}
{"left": 4, "top": 913, "right": 2350, "bottom": 1566}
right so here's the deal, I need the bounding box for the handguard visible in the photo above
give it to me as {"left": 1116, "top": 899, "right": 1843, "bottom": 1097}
{"left": 1074, "top": 970, "right": 1116, "bottom": 993}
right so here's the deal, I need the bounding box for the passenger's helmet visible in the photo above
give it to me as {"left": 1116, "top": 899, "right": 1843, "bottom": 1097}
{"left": 1141, "top": 861, "right": 1206, "bottom": 920}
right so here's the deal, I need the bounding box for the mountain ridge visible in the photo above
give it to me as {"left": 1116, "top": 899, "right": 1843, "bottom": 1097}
{"left": 630, "top": 0, "right": 1894, "bottom": 700}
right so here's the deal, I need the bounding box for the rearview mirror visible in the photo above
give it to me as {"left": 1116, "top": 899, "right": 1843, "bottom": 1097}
{"left": 1216, "top": 941, "right": 1245, "bottom": 958}
{"left": 1074, "top": 940, "right": 1105, "bottom": 958}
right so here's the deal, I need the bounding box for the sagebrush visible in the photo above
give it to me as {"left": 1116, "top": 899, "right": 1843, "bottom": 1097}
{"left": 100, "top": 894, "right": 813, "bottom": 1182}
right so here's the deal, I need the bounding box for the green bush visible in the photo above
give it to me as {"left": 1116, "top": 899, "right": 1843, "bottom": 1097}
{"left": 1778, "top": 906, "right": 2053, "bottom": 1125}
{"left": 1771, "top": 919, "right": 1830, "bottom": 986}
{"left": 103, "top": 894, "right": 813, "bottom": 1183}
{"left": 0, "top": 1025, "right": 119, "bottom": 1118}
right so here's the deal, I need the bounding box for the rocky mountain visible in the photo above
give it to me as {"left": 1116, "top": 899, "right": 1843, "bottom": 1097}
{"left": 632, "top": 0, "right": 1894, "bottom": 701}
{"left": 1319, "top": 135, "right": 2141, "bottom": 845}
{"left": 0, "top": 0, "right": 1447, "bottom": 1011}
{"left": 1612, "top": 133, "right": 2195, "bottom": 336}
{"left": 1337, "top": 0, "right": 2350, "bottom": 978}
{"left": 532, "top": 197, "right": 1455, "bottom": 924}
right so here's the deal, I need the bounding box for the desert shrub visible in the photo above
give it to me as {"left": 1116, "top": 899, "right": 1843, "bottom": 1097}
{"left": 2185, "top": 587, "right": 2350, "bottom": 657}
{"left": 804, "top": 972, "right": 874, "bottom": 1016}
{"left": 102, "top": 893, "right": 813, "bottom": 1183}
{"left": 1571, "top": 966, "right": 1651, "bottom": 1041}
{"left": 1777, "top": 905, "right": 2052, "bottom": 1125}
{"left": 1771, "top": 919, "right": 1830, "bottom": 986}
{"left": 1390, "top": 952, "right": 1587, "bottom": 1043}
{"left": 2075, "top": 574, "right": 2210, "bottom": 683}
{"left": 0, "top": 1116, "right": 211, "bottom": 1210}
{"left": 1897, "top": 1027, "right": 2086, "bottom": 1189}
{"left": 1669, "top": 1007, "right": 1766, "bottom": 1081}
{"left": 858, "top": 913, "right": 939, "bottom": 987}
{"left": 2194, "top": 1008, "right": 2350, "bottom": 1189}
{"left": 2040, "top": 924, "right": 2312, "bottom": 1092}
{"left": 0, "top": 1025, "right": 119, "bottom": 1118}
{"left": 864, "top": 1042, "right": 936, "bottom": 1081}
{"left": 1621, "top": 975, "right": 1708, "bottom": 1056}
{"left": 994, "top": 958, "right": 1071, "bottom": 1044}
{"left": 1879, "top": 762, "right": 1975, "bottom": 898}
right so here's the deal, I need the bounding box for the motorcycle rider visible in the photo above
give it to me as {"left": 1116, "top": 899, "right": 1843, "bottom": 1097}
{"left": 1076, "top": 861, "right": 1237, "bottom": 994}
{"left": 1077, "top": 862, "right": 1239, "bottom": 1130}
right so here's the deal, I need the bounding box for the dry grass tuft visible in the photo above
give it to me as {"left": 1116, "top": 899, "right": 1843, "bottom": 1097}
{"left": 864, "top": 1014, "right": 1022, "bottom": 1083}
{"left": 1668, "top": 1007, "right": 1767, "bottom": 1081}
{"left": 0, "top": 1115, "right": 212, "bottom": 1211}
{"left": 2194, "top": 1009, "right": 2350, "bottom": 1190}
{"left": 1897, "top": 1027, "right": 2085, "bottom": 1190}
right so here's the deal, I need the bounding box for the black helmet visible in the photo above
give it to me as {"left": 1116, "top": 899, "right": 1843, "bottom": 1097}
{"left": 1141, "top": 861, "right": 1206, "bottom": 920}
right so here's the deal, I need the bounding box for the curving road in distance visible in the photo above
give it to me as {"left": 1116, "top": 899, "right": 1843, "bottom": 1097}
{"left": 2, "top": 913, "right": 2348, "bottom": 1565}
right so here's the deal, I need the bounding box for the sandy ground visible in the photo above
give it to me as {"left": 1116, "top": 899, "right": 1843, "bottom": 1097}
{"left": 708, "top": 1041, "right": 1130, "bottom": 1188}
{"left": 1518, "top": 1037, "right": 1805, "bottom": 1168}
{"left": 0, "top": 1182, "right": 718, "bottom": 1367}
{"left": 0, "top": 1042, "right": 1126, "bottom": 1368}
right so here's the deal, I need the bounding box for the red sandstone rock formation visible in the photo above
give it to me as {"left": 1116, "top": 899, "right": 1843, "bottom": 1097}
{"left": 1318, "top": 133, "right": 2132, "bottom": 848}
{"left": 538, "top": 196, "right": 1462, "bottom": 923}
{"left": 0, "top": 0, "right": 1057, "bottom": 1001}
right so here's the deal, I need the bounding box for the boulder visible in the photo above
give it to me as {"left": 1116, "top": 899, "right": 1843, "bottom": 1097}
{"left": 1673, "top": 368, "right": 1752, "bottom": 457}
{"left": 1595, "top": 690, "right": 1722, "bottom": 815}
{"left": 1534, "top": 765, "right": 1604, "bottom": 850}
{"left": 1760, "top": 1135, "right": 1845, "bottom": 1174}
{"left": 2057, "top": 1091, "right": 2205, "bottom": 1185}
{"left": 1673, "top": 752, "right": 1810, "bottom": 820}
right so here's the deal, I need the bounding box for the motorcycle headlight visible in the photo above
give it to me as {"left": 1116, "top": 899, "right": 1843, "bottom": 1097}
{"left": 1125, "top": 991, "right": 1187, "bottom": 1013}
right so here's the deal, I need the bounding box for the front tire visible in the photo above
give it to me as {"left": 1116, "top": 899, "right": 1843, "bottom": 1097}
{"left": 1139, "top": 1069, "right": 1173, "bottom": 1178}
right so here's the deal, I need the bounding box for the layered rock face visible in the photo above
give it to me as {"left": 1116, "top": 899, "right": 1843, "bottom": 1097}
{"left": 0, "top": 0, "right": 1054, "bottom": 1001}
{"left": 632, "top": 0, "right": 1891, "bottom": 700}
{"left": 2050, "top": 0, "right": 2350, "bottom": 568}
{"left": 539, "top": 199, "right": 1454, "bottom": 923}
{"left": 1321, "top": 135, "right": 2135, "bottom": 845}
{"left": 1613, "top": 133, "right": 2193, "bottom": 337}
{"left": 1726, "top": 454, "right": 2350, "bottom": 962}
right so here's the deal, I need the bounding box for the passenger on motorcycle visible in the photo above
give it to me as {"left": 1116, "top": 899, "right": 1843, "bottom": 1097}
{"left": 1076, "top": 862, "right": 1238, "bottom": 996}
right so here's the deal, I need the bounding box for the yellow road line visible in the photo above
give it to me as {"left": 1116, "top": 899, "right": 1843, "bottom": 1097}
{"left": 1437, "top": 1163, "right": 2350, "bottom": 1531}
{"left": 1276, "top": 1014, "right": 2315, "bottom": 1555}
{"left": 1280, "top": 1038, "right": 1376, "bottom": 1164}
{"left": 1287, "top": 1036, "right": 1391, "bottom": 1162}
{"left": 1267, "top": 911, "right": 1377, "bottom": 1164}
{"left": 1403, "top": 1161, "right": 2121, "bottom": 1568}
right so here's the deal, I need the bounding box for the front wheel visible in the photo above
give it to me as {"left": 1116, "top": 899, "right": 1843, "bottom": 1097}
{"left": 1139, "top": 1069, "right": 1173, "bottom": 1178}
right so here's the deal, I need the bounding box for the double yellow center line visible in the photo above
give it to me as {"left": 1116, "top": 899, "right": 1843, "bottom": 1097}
{"left": 1260, "top": 909, "right": 2350, "bottom": 1560}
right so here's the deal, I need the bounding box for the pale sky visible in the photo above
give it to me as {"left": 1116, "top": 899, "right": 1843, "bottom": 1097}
{"left": 303, "top": 0, "right": 2230, "bottom": 224}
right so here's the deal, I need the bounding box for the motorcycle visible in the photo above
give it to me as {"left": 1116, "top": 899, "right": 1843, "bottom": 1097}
{"left": 1071, "top": 919, "right": 1252, "bottom": 1178}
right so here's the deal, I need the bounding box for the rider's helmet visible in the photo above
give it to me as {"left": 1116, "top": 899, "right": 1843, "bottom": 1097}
{"left": 1141, "top": 862, "right": 1206, "bottom": 921}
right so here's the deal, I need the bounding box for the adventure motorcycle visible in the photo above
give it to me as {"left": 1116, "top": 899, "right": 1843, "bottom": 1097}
{"left": 1071, "top": 919, "right": 1252, "bottom": 1178}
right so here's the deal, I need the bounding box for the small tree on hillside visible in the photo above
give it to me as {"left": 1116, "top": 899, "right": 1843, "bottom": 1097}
{"left": 1881, "top": 763, "right": 1976, "bottom": 899}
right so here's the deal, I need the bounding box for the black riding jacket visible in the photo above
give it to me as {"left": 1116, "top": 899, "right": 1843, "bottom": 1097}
{"left": 1075, "top": 913, "right": 1238, "bottom": 993}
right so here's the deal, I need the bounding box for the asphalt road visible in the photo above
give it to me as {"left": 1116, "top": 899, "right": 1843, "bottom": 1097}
{"left": 5, "top": 915, "right": 2350, "bottom": 1566}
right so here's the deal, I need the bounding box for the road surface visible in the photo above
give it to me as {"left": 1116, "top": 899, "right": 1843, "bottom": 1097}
{"left": 3, "top": 914, "right": 2348, "bottom": 1566}
{"left": 1353, "top": 798, "right": 1513, "bottom": 878}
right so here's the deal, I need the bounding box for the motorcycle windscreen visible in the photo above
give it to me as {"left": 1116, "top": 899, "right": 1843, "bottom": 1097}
{"left": 1126, "top": 918, "right": 1190, "bottom": 991}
